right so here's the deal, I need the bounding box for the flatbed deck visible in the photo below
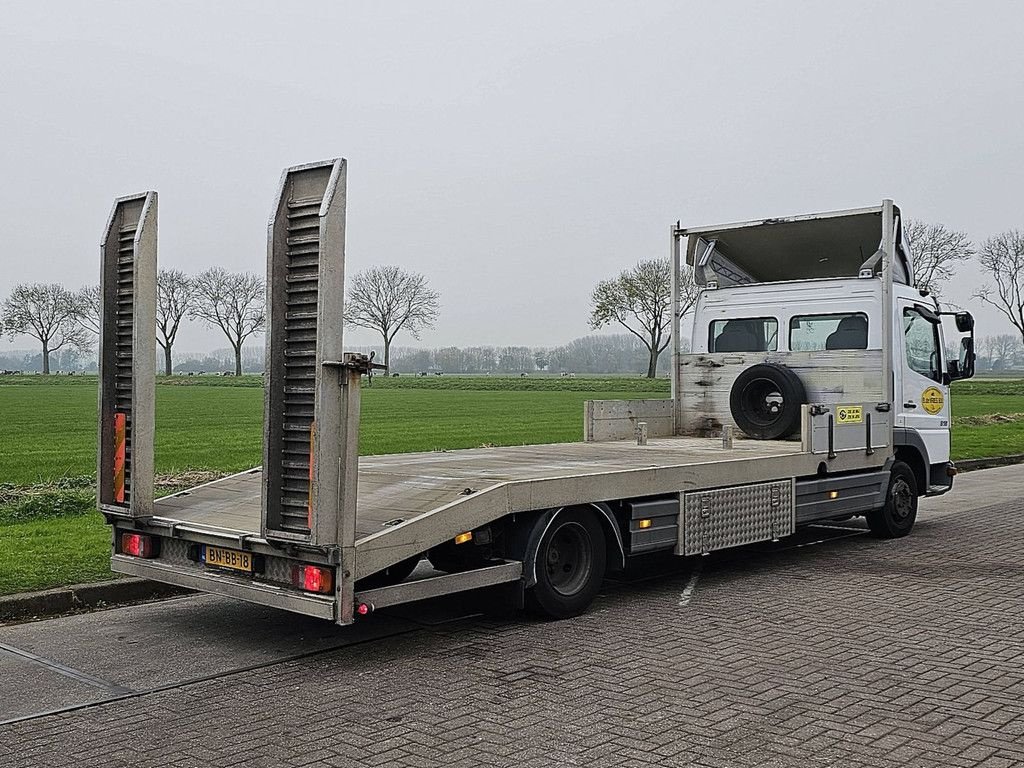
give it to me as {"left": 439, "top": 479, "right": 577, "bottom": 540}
{"left": 153, "top": 436, "right": 800, "bottom": 542}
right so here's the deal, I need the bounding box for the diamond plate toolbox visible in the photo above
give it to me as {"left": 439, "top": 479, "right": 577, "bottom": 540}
{"left": 679, "top": 479, "right": 795, "bottom": 556}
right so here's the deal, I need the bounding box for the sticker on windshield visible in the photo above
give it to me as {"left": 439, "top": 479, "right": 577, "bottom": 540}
{"left": 836, "top": 405, "right": 863, "bottom": 424}
{"left": 922, "top": 387, "right": 944, "bottom": 415}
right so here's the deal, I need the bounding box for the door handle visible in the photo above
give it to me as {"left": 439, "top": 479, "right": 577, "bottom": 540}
{"left": 903, "top": 402, "right": 918, "bottom": 409}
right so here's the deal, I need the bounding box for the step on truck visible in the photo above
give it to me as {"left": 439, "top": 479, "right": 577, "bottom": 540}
{"left": 98, "top": 158, "right": 977, "bottom": 625}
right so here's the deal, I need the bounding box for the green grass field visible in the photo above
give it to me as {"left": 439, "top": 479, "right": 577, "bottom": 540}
{"left": 0, "top": 375, "right": 668, "bottom": 485}
{"left": 1, "top": 374, "right": 1022, "bottom": 597}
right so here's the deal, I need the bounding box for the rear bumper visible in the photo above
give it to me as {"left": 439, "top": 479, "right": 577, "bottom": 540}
{"left": 111, "top": 555, "right": 336, "bottom": 621}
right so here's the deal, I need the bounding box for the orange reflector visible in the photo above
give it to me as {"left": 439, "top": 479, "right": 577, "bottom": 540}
{"left": 113, "top": 412, "right": 126, "bottom": 504}
{"left": 307, "top": 422, "right": 316, "bottom": 529}
{"left": 454, "top": 531, "right": 473, "bottom": 545}
{"left": 638, "top": 519, "right": 653, "bottom": 529}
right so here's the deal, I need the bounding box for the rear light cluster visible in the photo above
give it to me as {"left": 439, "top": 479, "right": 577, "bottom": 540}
{"left": 120, "top": 532, "right": 157, "bottom": 558}
{"left": 292, "top": 564, "right": 333, "bottom": 594}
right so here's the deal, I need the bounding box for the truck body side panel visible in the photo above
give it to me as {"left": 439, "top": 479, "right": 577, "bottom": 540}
{"left": 678, "top": 349, "right": 884, "bottom": 436}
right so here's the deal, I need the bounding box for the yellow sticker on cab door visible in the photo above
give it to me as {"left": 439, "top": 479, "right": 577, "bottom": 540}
{"left": 922, "top": 387, "right": 944, "bottom": 414}
{"left": 836, "top": 406, "right": 863, "bottom": 424}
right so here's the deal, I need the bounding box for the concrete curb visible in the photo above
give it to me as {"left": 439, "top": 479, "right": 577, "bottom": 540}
{"left": 957, "top": 453, "right": 1024, "bottom": 472}
{"left": 0, "top": 579, "right": 192, "bottom": 624}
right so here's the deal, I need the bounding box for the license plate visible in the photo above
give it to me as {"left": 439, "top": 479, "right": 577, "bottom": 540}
{"left": 205, "top": 546, "right": 253, "bottom": 573}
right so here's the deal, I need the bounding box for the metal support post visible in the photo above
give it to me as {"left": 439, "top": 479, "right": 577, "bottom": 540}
{"left": 880, "top": 199, "right": 896, "bottom": 452}
{"left": 636, "top": 422, "right": 648, "bottom": 446}
{"left": 670, "top": 224, "right": 683, "bottom": 435}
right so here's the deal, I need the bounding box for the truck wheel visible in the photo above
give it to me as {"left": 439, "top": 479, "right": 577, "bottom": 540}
{"left": 527, "top": 509, "right": 606, "bottom": 619}
{"left": 355, "top": 555, "right": 421, "bottom": 589}
{"left": 729, "top": 363, "right": 807, "bottom": 440}
{"left": 865, "top": 461, "right": 918, "bottom": 538}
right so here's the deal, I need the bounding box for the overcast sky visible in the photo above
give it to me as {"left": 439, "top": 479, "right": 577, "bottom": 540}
{"left": 2, "top": 1, "right": 1022, "bottom": 355}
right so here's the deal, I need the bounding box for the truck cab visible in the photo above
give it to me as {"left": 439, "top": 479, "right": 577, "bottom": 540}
{"left": 678, "top": 202, "right": 976, "bottom": 499}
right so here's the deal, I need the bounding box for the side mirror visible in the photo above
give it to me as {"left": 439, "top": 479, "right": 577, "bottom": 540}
{"left": 957, "top": 337, "right": 976, "bottom": 380}
{"left": 955, "top": 312, "right": 975, "bottom": 333}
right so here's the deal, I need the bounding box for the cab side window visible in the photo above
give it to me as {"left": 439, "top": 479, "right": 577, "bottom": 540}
{"left": 709, "top": 318, "right": 779, "bottom": 352}
{"left": 790, "top": 312, "right": 869, "bottom": 351}
{"left": 903, "top": 307, "right": 941, "bottom": 382}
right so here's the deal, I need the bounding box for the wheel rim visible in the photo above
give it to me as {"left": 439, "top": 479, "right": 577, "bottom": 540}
{"left": 891, "top": 477, "right": 914, "bottom": 520}
{"left": 739, "top": 377, "right": 786, "bottom": 428}
{"left": 545, "top": 522, "right": 593, "bottom": 596}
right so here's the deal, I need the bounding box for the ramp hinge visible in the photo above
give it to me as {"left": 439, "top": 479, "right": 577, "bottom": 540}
{"left": 322, "top": 353, "right": 387, "bottom": 376}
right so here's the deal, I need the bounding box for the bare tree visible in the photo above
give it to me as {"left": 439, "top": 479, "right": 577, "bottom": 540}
{"left": 972, "top": 335, "right": 991, "bottom": 372}
{"left": 990, "top": 334, "right": 1021, "bottom": 370}
{"left": 191, "top": 268, "right": 265, "bottom": 376}
{"left": 904, "top": 219, "right": 974, "bottom": 296}
{"left": 74, "top": 285, "right": 102, "bottom": 337}
{"left": 589, "top": 258, "right": 699, "bottom": 378}
{"left": 975, "top": 230, "right": 1024, "bottom": 344}
{"left": 1, "top": 283, "right": 88, "bottom": 374}
{"left": 345, "top": 265, "right": 440, "bottom": 372}
{"left": 157, "top": 269, "right": 196, "bottom": 375}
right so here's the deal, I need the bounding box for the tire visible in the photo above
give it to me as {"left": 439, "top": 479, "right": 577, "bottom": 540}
{"left": 355, "top": 555, "right": 421, "bottom": 590}
{"left": 729, "top": 363, "right": 807, "bottom": 440}
{"left": 527, "top": 509, "right": 606, "bottom": 619}
{"left": 865, "top": 461, "right": 918, "bottom": 538}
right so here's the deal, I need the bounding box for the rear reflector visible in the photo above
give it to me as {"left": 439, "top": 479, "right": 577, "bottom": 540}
{"left": 121, "top": 532, "right": 156, "bottom": 558}
{"left": 292, "top": 564, "right": 333, "bottom": 594}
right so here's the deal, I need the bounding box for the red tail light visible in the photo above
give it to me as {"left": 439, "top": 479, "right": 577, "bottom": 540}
{"left": 292, "top": 565, "right": 333, "bottom": 594}
{"left": 121, "top": 532, "right": 156, "bottom": 558}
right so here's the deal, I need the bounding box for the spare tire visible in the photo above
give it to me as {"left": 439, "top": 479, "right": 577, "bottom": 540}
{"left": 729, "top": 363, "right": 807, "bottom": 440}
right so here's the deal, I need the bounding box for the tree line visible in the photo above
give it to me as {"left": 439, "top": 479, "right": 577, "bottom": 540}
{"left": 3, "top": 219, "right": 1023, "bottom": 377}
{"left": 7, "top": 330, "right": 1024, "bottom": 377}
{"left": 0, "top": 268, "right": 266, "bottom": 376}
{"left": 382, "top": 333, "right": 675, "bottom": 376}
{"left": 0, "top": 264, "right": 439, "bottom": 376}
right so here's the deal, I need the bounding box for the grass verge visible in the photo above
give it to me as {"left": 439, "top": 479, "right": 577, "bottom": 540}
{"left": 0, "top": 514, "right": 113, "bottom": 596}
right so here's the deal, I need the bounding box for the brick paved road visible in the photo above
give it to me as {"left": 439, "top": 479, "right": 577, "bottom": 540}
{"left": 2, "top": 480, "right": 1023, "bottom": 766}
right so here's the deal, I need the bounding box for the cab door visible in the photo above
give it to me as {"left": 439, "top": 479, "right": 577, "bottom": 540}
{"left": 895, "top": 299, "right": 950, "bottom": 467}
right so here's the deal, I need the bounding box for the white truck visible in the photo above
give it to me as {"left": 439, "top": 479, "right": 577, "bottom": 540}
{"left": 97, "top": 158, "right": 976, "bottom": 625}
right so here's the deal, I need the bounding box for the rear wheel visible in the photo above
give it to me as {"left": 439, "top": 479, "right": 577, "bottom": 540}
{"left": 527, "top": 509, "right": 606, "bottom": 619}
{"left": 866, "top": 461, "right": 918, "bottom": 538}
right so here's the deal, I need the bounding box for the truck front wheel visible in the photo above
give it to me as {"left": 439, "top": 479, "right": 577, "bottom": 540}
{"left": 527, "top": 509, "right": 606, "bottom": 619}
{"left": 866, "top": 461, "right": 918, "bottom": 539}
